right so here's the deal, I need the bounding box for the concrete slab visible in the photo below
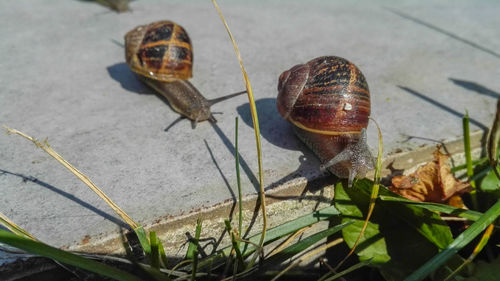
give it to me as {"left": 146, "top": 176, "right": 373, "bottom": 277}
{"left": 1, "top": 0, "right": 500, "bottom": 254}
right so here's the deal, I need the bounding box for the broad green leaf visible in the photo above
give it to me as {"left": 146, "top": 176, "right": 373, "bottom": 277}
{"left": 481, "top": 168, "right": 500, "bottom": 194}
{"left": 360, "top": 180, "right": 453, "bottom": 249}
{"left": 335, "top": 182, "right": 390, "bottom": 264}
{"left": 335, "top": 180, "right": 454, "bottom": 281}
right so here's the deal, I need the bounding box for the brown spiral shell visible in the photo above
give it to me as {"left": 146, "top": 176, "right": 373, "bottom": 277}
{"left": 277, "top": 56, "right": 370, "bottom": 135}
{"left": 277, "top": 56, "right": 373, "bottom": 184}
{"left": 125, "top": 20, "right": 193, "bottom": 82}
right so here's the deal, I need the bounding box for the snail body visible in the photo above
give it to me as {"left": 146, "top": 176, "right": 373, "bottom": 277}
{"left": 277, "top": 56, "right": 374, "bottom": 186}
{"left": 125, "top": 20, "right": 244, "bottom": 126}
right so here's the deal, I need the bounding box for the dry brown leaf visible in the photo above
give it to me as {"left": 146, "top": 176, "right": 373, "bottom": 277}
{"left": 390, "top": 146, "right": 472, "bottom": 207}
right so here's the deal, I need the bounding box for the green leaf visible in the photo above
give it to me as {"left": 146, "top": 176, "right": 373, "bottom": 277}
{"left": 0, "top": 229, "right": 142, "bottom": 281}
{"left": 186, "top": 219, "right": 202, "bottom": 260}
{"left": 150, "top": 231, "right": 160, "bottom": 269}
{"left": 335, "top": 180, "right": 454, "bottom": 281}
{"left": 187, "top": 219, "right": 202, "bottom": 281}
{"left": 404, "top": 199, "right": 500, "bottom": 281}
{"left": 134, "top": 226, "right": 151, "bottom": 256}
{"left": 481, "top": 168, "right": 500, "bottom": 194}
{"left": 157, "top": 238, "right": 169, "bottom": 269}
{"left": 379, "top": 195, "right": 483, "bottom": 222}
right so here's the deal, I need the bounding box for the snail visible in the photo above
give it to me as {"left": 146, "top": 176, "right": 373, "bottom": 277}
{"left": 277, "top": 56, "right": 374, "bottom": 186}
{"left": 125, "top": 20, "right": 245, "bottom": 127}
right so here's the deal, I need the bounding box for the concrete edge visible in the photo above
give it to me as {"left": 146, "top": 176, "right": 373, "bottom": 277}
{"left": 68, "top": 130, "right": 485, "bottom": 256}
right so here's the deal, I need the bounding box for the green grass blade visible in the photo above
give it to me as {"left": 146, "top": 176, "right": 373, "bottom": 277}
{"left": 0, "top": 229, "right": 142, "bottom": 281}
{"left": 319, "top": 259, "right": 372, "bottom": 281}
{"left": 463, "top": 111, "right": 478, "bottom": 209}
{"left": 266, "top": 221, "right": 353, "bottom": 264}
{"left": 224, "top": 219, "right": 244, "bottom": 269}
{"left": 243, "top": 205, "right": 341, "bottom": 256}
{"left": 404, "top": 199, "right": 500, "bottom": 281}
{"left": 0, "top": 212, "right": 36, "bottom": 240}
{"left": 463, "top": 111, "right": 475, "bottom": 186}
{"left": 196, "top": 205, "right": 340, "bottom": 269}
{"left": 443, "top": 224, "right": 494, "bottom": 281}
{"left": 379, "top": 195, "right": 483, "bottom": 222}
{"left": 487, "top": 99, "right": 500, "bottom": 180}
{"left": 150, "top": 231, "right": 160, "bottom": 269}
{"left": 211, "top": 1, "right": 267, "bottom": 260}
{"left": 187, "top": 219, "right": 202, "bottom": 281}
{"left": 235, "top": 117, "right": 243, "bottom": 241}
{"left": 134, "top": 226, "right": 151, "bottom": 256}
{"left": 186, "top": 219, "right": 202, "bottom": 260}
{"left": 157, "top": 238, "right": 169, "bottom": 269}
{"left": 451, "top": 157, "right": 488, "bottom": 173}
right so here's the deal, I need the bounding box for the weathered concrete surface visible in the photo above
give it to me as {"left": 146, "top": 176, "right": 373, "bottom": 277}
{"left": 1, "top": 0, "right": 500, "bottom": 255}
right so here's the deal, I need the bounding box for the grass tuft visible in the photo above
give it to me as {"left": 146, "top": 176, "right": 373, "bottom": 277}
{"left": 211, "top": 1, "right": 267, "bottom": 262}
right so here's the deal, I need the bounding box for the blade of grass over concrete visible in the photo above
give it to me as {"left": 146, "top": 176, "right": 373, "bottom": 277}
{"left": 0, "top": 229, "right": 142, "bottom": 281}
{"left": 463, "top": 111, "right": 478, "bottom": 209}
{"left": 443, "top": 224, "right": 494, "bottom": 281}
{"left": 197, "top": 205, "right": 340, "bottom": 270}
{"left": 266, "top": 227, "right": 310, "bottom": 258}
{"left": 224, "top": 219, "right": 244, "bottom": 271}
{"left": 3, "top": 126, "right": 139, "bottom": 230}
{"left": 150, "top": 232, "right": 160, "bottom": 269}
{"left": 451, "top": 157, "right": 488, "bottom": 173}
{"left": 335, "top": 118, "right": 383, "bottom": 270}
{"left": 266, "top": 221, "right": 352, "bottom": 265}
{"left": 134, "top": 226, "right": 152, "bottom": 256}
{"left": 487, "top": 99, "right": 500, "bottom": 180}
{"left": 379, "top": 196, "right": 484, "bottom": 222}
{"left": 186, "top": 219, "right": 202, "bottom": 281}
{"left": 270, "top": 238, "right": 344, "bottom": 281}
{"left": 0, "top": 212, "right": 36, "bottom": 240}
{"left": 404, "top": 199, "right": 500, "bottom": 281}
{"left": 235, "top": 117, "right": 243, "bottom": 239}
{"left": 463, "top": 111, "right": 475, "bottom": 187}
{"left": 241, "top": 205, "right": 341, "bottom": 257}
{"left": 157, "top": 238, "right": 169, "bottom": 269}
{"left": 186, "top": 219, "right": 203, "bottom": 260}
{"left": 211, "top": 0, "right": 267, "bottom": 257}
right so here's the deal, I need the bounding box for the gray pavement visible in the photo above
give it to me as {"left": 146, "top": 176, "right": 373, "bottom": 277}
{"left": 1, "top": 0, "right": 500, "bottom": 252}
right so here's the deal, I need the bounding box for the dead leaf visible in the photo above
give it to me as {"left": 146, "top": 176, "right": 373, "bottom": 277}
{"left": 390, "top": 146, "right": 472, "bottom": 207}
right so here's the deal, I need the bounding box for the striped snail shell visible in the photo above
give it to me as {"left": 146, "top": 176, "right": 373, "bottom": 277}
{"left": 125, "top": 20, "right": 245, "bottom": 126}
{"left": 277, "top": 56, "right": 374, "bottom": 186}
{"left": 125, "top": 21, "right": 193, "bottom": 82}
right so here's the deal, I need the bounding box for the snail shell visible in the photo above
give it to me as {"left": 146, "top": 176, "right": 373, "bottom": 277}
{"left": 277, "top": 56, "right": 374, "bottom": 186}
{"left": 125, "top": 20, "right": 245, "bottom": 125}
{"left": 125, "top": 20, "right": 192, "bottom": 82}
